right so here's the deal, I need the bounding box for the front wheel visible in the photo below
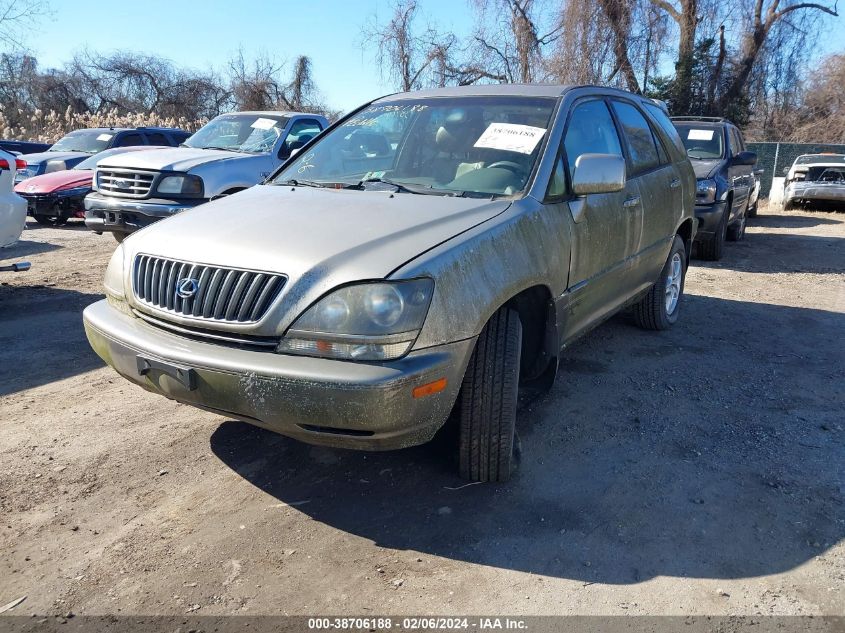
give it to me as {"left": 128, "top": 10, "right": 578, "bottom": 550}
{"left": 632, "top": 235, "right": 687, "bottom": 331}
{"left": 457, "top": 307, "right": 522, "bottom": 483}
{"left": 727, "top": 208, "right": 747, "bottom": 241}
{"left": 33, "top": 214, "right": 68, "bottom": 226}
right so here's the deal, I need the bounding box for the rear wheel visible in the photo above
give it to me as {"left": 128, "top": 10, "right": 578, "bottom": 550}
{"left": 746, "top": 199, "right": 758, "bottom": 218}
{"left": 632, "top": 235, "right": 686, "bottom": 331}
{"left": 457, "top": 307, "right": 522, "bottom": 483}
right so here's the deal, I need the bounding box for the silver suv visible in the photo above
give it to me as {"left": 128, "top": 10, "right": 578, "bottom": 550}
{"left": 83, "top": 85, "right": 696, "bottom": 482}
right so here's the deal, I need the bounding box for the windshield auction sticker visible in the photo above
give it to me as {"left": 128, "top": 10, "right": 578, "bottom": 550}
{"left": 251, "top": 117, "right": 278, "bottom": 130}
{"left": 96, "top": 133, "right": 114, "bottom": 141}
{"left": 474, "top": 123, "right": 546, "bottom": 154}
{"left": 687, "top": 129, "right": 715, "bottom": 141}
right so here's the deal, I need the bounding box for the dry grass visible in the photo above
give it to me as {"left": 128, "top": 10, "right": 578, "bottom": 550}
{"left": 0, "top": 107, "right": 206, "bottom": 142}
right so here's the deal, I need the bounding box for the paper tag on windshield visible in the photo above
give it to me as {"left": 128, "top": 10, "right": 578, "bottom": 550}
{"left": 688, "top": 129, "right": 714, "bottom": 141}
{"left": 474, "top": 123, "right": 546, "bottom": 154}
{"left": 251, "top": 117, "right": 278, "bottom": 130}
{"left": 96, "top": 133, "right": 113, "bottom": 141}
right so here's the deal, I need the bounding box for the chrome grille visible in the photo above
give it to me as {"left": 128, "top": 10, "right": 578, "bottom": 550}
{"left": 132, "top": 255, "right": 285, "bottom": 323}
{"left": 98, "top": 169, "right": 156, "bottom": 198}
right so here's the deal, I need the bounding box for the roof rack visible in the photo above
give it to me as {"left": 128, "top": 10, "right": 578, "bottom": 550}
{"left": 670, "top": 116, "right": 729, "bottom": 123}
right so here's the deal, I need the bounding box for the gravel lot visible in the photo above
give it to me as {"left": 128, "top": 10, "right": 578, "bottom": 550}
{"left": 1, "top": 204, "right": 843, "bottom": 617}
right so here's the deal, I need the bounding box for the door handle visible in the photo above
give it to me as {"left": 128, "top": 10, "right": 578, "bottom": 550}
{"left": 622, "top": 196, "right": 641, "bottom": 209}
{"left": 670, "top": 178, "right": 681, "bottom": 189}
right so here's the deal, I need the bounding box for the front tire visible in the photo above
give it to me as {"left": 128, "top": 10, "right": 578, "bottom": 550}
{"left": 699, "top": 205, "right": 727, "bottom": 261}
{"left": 457, "top": 307, "right": 522, "bottom": 483}
{"left": 632, "top": 235, "right": 686, "bottom": 331}
{"left": 727, "top": 207, "right": 747, "bottom": 241}
{"left": 33, "top": 214, "right": 68, "bottom": 226}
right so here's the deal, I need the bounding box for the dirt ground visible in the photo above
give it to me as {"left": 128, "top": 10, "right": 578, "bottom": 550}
{"left": 1, "top": 204, "right": 843, "bottom": 618}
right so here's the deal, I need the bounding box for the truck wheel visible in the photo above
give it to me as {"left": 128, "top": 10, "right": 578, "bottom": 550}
{"left": 112, "top": 233, "right": 126, "bottom": 244}
{"left": 632, "top": 235, "right": 686, "bottom": 331}
{"left": 457, "top": 307, "right": 522, "bottom": 483}
{"left": 699, "top": 207, "right": 727, "bottom": 261}
{"left": 746, "top": 200, "right": 758, "bottom": 218}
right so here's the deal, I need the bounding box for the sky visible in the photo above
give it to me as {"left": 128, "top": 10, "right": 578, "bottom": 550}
{"left": 24, "top": 0, "right": 844, "bottom": 116}
{"left": 26, "top": 0, "right": 475, "bottom": 114}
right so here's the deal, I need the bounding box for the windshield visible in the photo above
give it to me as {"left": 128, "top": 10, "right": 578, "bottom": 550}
{"left": 272, "top": 96, "right": 557, "bottom": 197}
{"left": 795, "top": 154, "right": 845, "bottom": 165}
{"left": 49, "top": 130, "right": 116, "bottom": 154}
{"left": 806, "top": 166, "right": 845, "bottom": 182}
{"left": 184, "top": 114, "right": 290, "bottom": 153}
{"left": 673, "top": 124, "right": 724, "bottom": 160}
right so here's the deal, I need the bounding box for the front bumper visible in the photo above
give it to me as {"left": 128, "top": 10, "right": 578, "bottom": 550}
{"left": 83, "top": 299, "right": 475, "bottom": 451}
{"left": 20, "top": 191, "right": 88, "bottom": 218}
{"left": 784, "top": 185, "right": 845, "bottom": 209}
{"left": 84, "top": 192, "right": 205, "bottom": 236}
{"left": 693, "top": 200, "right": 728, "bottom": 240}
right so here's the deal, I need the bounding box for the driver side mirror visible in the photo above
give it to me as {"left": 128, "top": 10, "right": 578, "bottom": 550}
{"left": 571, "top": 154, "right": 626, "bottom": 195}
{"left": 732, "top": 151, "right": 757, "bottom": 166}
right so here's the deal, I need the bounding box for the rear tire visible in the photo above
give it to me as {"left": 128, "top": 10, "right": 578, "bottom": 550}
{"left": 632, "top": 235, "right": 686, "bottom": 331}
{"left": 746, "top": 200, "right": 758, "bottom": 218}
{"left": 457, "top": 307, "right": 522, "bottom": 483}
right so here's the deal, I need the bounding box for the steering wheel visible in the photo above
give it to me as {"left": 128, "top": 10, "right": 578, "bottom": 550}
{"left": 487, "top": 161, "right": 526, "bottom": 176}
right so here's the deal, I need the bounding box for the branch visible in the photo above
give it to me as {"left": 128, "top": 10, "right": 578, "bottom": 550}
{"left": 648, "top": 0, "right": 681, "bottom": 23}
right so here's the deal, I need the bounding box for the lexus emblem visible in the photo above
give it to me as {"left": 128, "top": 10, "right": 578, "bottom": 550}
{"left": 175, "top": 278, "right": 199, "bottom": 299}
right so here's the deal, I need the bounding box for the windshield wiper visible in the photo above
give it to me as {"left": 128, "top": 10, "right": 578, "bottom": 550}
{"left": 282, "top": 178, "right": 329, "bottom": 188}
{"left": 201, "top": 145, "right": 241, "bottom": 152}
{"left": 352, "top": 177, "right": 457, "bottom": 196}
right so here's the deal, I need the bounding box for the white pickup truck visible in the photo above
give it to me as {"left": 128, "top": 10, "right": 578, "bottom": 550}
{"left": 84, "top": 111, "right": 328, "bottom": 241}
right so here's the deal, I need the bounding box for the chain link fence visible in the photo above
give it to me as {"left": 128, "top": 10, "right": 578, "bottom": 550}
{"left": 747, "top": 142, "right": 845, "bottom": 198}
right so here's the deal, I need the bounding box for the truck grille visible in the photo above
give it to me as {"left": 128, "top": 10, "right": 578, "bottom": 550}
{"left": 132, "top": 255, "right": 285, "bottom": 323}
{"left": 98, "top": 169, "right": 157, "bottom": 198}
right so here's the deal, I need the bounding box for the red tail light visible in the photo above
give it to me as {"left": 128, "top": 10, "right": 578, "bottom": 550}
{"left": 0, "top": 158, "right": 27, "bottom": 170}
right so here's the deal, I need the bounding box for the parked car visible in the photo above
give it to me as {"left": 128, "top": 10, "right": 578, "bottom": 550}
{"left": 14, "top": 146, "right": 169, "bottom": 226}
{"left": 83, "top": 85, "right": 696, "bottom": 483}
{"left": 783, "top": 154, "right": 845, "bottom": 210}
{"left": 0, "top": 150, "right": 27, "bottom": 248}
{"left": 747, "top": 167, "right": 764, "bottom": 217}
{"left": 15, "top": 127, "right": 191, "bottom": 184}
{"left": 0, "top": 140, "right": 51, "bottom": 155}
{"left": 671, "top": 116, "right": 757, "bottom": 260}
{"left": 84, "top": 111, "right": 328, "bottom": 242}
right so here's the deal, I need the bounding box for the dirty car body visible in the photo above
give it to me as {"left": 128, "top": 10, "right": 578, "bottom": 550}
{"left": 83, "top": 85, "right": 696, "bottom": 481}
{"left": 783, "top": 154, "right": 845, "bottom": 210}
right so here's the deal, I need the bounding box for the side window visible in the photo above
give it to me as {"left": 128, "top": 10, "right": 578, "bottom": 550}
{"left": 116, "top": 133, "right": 144, "bottom": 147}
{"left": 280, "top": 119, "right": 323, "bottom": 158}
{"left": 548, "top": 100, "right": 623, "bottom": 199}
{"left": 730, "top": 128, "right": 744, "bottom": 156}
{"left": 611, "top": 101, "right": 660, "bottom": 174}
{"left": 146, "top": 132, "right": 168, "bottom": 146}
{"left": 644, "top": 102, "right": 686, "bottom": 156}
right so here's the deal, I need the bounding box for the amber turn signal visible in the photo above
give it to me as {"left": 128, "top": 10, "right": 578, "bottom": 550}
{"left": 413, "top": 377, "right": 447, "bottom": 398}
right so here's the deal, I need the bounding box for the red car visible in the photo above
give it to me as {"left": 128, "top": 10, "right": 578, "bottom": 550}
{"left": 14, "top": 146, "right": 166, "bottom": 226}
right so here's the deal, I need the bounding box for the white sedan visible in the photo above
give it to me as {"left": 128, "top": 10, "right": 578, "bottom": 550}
{"left": 1, "top": 149, "right": 27, "bottom": 248}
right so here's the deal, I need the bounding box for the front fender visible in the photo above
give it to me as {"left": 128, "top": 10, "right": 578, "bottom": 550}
{"left": 392, "top": 197, "right": 571, "bottom": 350}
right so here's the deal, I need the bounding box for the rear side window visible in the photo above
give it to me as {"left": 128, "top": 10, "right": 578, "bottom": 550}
{"left": 116, "top": 133, "right": 144, "bottom": 147}
{"left": 611, "top": 101, "right": 660, "bottom": 174}
{"left": 146, "top": 133, "right": 168, "bottom": 145}
{"left": 644, "top": 103, "right": 686, "bottom": 156}
{"left": 280, "top": 119, "right": 323, "bottom": 158}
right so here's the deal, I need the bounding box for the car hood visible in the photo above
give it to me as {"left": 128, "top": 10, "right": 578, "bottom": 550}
{"left": 126, "top": 184, "right": 511, "bottom": 305}
{"left": 14, "top": 169, "right": 92, "bottom": 194}
{"left": 690, "top": 158, "right": 722, "bottom": 180}
{"left": 18, "top": 150, "right": 90, "bottom": 166}
{"left": 98, "top": 147, "right": 257, "bottom": 173}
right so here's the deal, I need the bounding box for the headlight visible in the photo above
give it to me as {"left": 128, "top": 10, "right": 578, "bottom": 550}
{"left": 277, "top": 279, "right": 434, "bottom": 361}
{"left": 45, "top": 159, "right": 67, "bottom": 174}
{"left": 103, "top": 244, "right": 126, "bottom": 300}
{"left": 696, "top": 178, "right": 717, "bottom": 204}
{"left": 156, "top": 174, "right": 204, "bottom": 196}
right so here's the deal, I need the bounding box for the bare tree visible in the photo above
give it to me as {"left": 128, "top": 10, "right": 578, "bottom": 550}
{"left": 717, "top": 0, "right": 838, "bottom": 110}
{"left": 0, "top": 0, "right": 50, "bottom": 49}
